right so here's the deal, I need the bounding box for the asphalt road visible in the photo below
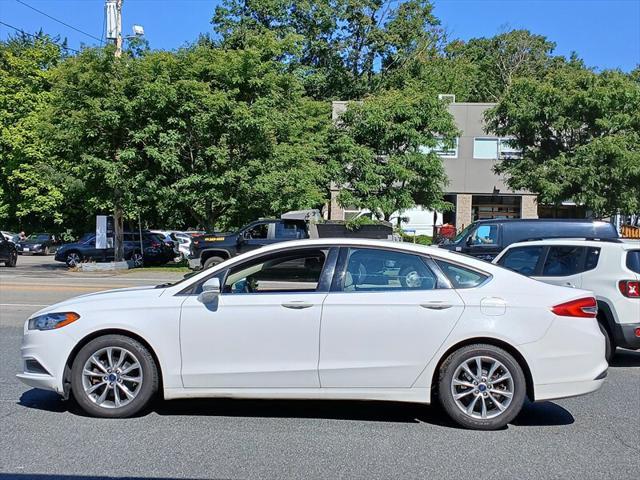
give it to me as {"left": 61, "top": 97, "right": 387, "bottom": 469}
{"left": 0, "top": 256, "right": 639, "bottom": 480}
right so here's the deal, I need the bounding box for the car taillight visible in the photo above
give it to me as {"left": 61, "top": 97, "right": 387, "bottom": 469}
{"left": 551, "top": 297, "right": 598, "bottom": 318}
{"left": 618, "top": 280, "right": 640, "bottom": 298}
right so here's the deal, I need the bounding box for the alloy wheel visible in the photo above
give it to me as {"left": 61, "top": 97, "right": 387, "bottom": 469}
{"left": 66, "top": 252, "right": 81, "bottom": 267}
{"left": 131, "top": 253, "right": 144, "bottom": 268}
{"left": 81, "top": 346, "right": 144, "bottom": 409}
{"left": 450, "top": 355, "right": 514, "bottom": 420}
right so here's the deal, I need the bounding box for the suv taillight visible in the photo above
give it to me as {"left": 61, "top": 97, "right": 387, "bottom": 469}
{"left": 551, "top": 297, "right": 598, "bottom": 318}
{"left": 618, "top": 280, "right": 640, "bottom": 298}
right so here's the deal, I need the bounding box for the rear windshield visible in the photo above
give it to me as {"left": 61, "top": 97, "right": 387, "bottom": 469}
{"left": 627, "top": 251, "right": 640, "bottom": 274}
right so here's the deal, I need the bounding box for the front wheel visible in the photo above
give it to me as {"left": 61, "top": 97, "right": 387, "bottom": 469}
{"left": 438, "top": 344, "right": 526, "bottom": 430}
{"left": 71, "top": 335, "right": 159, "bottom": 418}
{"left": 65, "top": 251, "right": 82, "bottom": 268}
{"left": 5, "top": 250, "right": 17, "bottom": 267}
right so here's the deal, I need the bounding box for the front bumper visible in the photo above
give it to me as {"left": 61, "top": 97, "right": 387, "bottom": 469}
{"left": 187, "top": 256, "right": 202, "bottom": 270}
{"left": 16, "top": 327, "right": 75, "bottom": 397}
{"left": 613, "top": 322, "right": 640, "bottom": 350}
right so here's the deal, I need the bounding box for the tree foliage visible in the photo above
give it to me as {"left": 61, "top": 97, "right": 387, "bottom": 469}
{"left": 487, "top": 66, "right": 640, "bottom": 216}
{"left": 329, "top": 87, "right": 457, "bottom": 220}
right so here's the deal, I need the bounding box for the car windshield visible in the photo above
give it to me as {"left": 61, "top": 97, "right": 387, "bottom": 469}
{"left": 452, "top": 224, "right": 473, "bottom": 243}
{"left": 27, "top": 234, "right": 49, "bottom": 241}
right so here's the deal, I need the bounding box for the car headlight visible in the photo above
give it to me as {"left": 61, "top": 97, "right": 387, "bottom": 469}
{"left": 28, "top": 312, "right": 80, "bottom": 331}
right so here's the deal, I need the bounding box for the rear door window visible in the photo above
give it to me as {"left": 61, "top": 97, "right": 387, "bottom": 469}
{"left": 584, "top": 247, "right": 601, "bottom": 271}
{"left": 541, "top": 246, "right": 585, "bottom": 277}
{"left": 627, "top": 250, "right": 640, "bottom": 274}
{"left": 435, "top": 260, "right": 489, "bottom": 288}
{"left": 497, "top": 246, "right": 543, "bottom": 276}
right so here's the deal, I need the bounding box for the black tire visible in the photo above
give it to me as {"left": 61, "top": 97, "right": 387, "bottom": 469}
{"left": 71, "top": 334, "right": 159, "bottom": 418}
{"left": 598, "top": 321, "right": 615, "bottom": 363}
{"left": 203, "top": 256, "right": 225, "bottom": 269}
{"left": 65, "top": 251, "right": 82, "bottom": 268}
{"left": 438, "top": 344, "right": 527, "bottom": 430}
{"left": 5, "top": 250, "right": 17, "bottom": 267}
{"left": 129, "top": 251, "right": 144, "bottom": 268}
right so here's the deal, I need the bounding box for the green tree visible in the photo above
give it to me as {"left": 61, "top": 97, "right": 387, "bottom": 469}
{"left": 0, "top": 34, "right": 66, "bottom": 231}
{"left": 329, "top": 87, "right": 457, "bottom": 220}
{"left": 486, "top": 66, "right": 640, "bottom": 216}
{"left": 447, "top": 29, "right": 560, "bottom": 102}
{"left": 212, "top": 0, "right": 445, "bottom": 99}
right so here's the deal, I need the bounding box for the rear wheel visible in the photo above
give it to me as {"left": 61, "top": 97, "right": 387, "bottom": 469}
{"left": 129, "top": 252, "right": 144, "bottom": 268}
{"left": 203, "top": 256, "right": 225, "bottom": 269}
{"left": 438, "top": 344, "right": 526, "bottom": 430}
{"left": 71, "top": 335, "right": 158, "bottom": 418}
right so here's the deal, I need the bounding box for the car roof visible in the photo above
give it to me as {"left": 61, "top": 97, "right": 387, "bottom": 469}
{"left": 473, "top": 218, "right": 612, "bottom": 225}
{"left": 502, "top": 238, "right": 639, "bottom": 250}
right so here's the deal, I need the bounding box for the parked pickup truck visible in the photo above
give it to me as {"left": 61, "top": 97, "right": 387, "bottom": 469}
{"left": 188, "top": 218, "right": 309, "bottom": 270}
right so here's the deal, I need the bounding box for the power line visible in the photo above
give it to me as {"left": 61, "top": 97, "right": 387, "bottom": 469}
{"left": 0, "top": 20, "right": 81, "bottom": 53}
{"left": 15, "top": 0, "right": 103, "bottom": 44}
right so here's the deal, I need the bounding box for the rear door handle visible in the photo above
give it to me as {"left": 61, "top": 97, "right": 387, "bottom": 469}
{"left": 282, "top": 302, "right": 313, "bottom": 309}
{"left": 420, "top": 302, "right": 453, "bottom": 310}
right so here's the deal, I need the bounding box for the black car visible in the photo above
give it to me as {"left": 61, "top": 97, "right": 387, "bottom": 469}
{"left": 0, "top": 232, "right": 18, "bottom": 267}
{"left": 437, "top": 219, "right": 619, "bottom": 261}
{"left": 188, "top": 219, "right": 309, "bottom": 270}
{"left": 17, "top": 233, "right": 59, "bottom": 255}
{"left": 54, "top": 232, "right": 175, "bottom": 268}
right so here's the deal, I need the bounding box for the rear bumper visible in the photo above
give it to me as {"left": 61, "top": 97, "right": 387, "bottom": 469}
{"left": 613, "top": 322, "right": 640, "bottom": 350}
{"left": 519, "top": 316, "right": 608, "bottom": 402}
{"left": 188, "top": 256, "right": 202, "bottom": 270}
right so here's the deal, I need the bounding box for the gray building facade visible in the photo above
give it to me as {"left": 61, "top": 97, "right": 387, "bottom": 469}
{"left": 330, "top": 100, "right": 539, "bottom": 229}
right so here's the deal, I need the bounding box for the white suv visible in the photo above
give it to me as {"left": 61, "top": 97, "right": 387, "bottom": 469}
{"left": 494, "top": 238, "right": 640, "bottom": 361}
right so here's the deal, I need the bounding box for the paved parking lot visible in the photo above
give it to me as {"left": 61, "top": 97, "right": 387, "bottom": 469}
{"left": 0, "top": 256, "right": 638, "bottom": 479}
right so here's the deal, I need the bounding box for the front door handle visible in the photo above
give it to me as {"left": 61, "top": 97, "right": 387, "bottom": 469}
{"left": 282, "top": 302, "right": 313, "bottom": 309}
{"left": 420, "top": 302, "right": 453, "bottom": 310}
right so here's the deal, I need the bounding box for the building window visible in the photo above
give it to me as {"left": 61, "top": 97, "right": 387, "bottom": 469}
{"left": 473, "top": 138, "right": 499, "bottom": 159}
{"left": 420, "top": 138, "right": 459, "bottom": 158}
{"left": 498, "top": 138, "right": 522, "bottom": 159}
{"left": 471, "top": 195, "right": 521, "bottom": 220}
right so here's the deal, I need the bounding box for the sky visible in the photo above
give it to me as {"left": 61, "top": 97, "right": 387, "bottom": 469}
{"left": 0, "top": 0, "right": 638, "bottom": 71}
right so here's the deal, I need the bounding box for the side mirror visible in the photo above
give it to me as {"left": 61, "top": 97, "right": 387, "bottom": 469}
{"left": 197, "top": 277, "right": 221, "bottom": 304}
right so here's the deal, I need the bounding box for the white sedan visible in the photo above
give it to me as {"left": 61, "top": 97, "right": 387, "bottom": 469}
{"left": 17, "top": 239, "right": 607, "bottom": 430}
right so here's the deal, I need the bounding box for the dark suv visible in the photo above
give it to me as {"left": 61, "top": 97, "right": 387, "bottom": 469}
{"left": 0, "top": 232, "right": 18, "bottom": 267}
{"left": 17, "top": 233, "right": 59, "bottom": 255}
{"left": 55, "top": 232, "right": 175, "bottom": 267}
{"left": 437, "top": 219, "right": 618, "bottom": 261}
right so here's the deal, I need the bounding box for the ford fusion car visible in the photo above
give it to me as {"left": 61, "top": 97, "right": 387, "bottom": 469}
{"left": 17, "top": 239, "right": 607, "bottom": 430}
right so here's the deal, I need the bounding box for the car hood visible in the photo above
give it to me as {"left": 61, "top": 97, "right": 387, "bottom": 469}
{"left": 30, "top": 285, "right": 163, "bottom": 318}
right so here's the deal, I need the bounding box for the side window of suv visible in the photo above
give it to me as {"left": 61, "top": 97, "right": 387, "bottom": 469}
{"left": 626, "top": 250, "right": 640, "bottom": 274}
{"left": 541, "top": 246, "right": 585, "bottom": 277}
{"left": 584, "top": 247, "right": 601, "bottom": 271}
{"left": 497, "top": 246, "right": 543, "bottom": 275}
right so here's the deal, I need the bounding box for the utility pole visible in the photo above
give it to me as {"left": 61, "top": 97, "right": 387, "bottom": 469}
{"left": 107, "top": 0, "right": 124, "bottom": 260}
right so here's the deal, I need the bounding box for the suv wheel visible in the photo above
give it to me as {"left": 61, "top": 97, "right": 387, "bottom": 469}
{"left": 438, "top": 344, "right": 526, "bottom": 430}
{"left": 71, "top": 335, "right": 159, "bottom": 418}
{"left": 203, "top": 256, "right": 225, "bottom": 269}
{"left": 130, "top": 252, "right": 144, "bottom": 268}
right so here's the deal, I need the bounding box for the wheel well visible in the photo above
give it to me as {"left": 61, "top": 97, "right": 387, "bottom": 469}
{"left": 430, "top": 337, "right": 535, "bottom": 402}
{"left": 201, "top": 250, "right": 230, "bottom": 262}
{"left": 64, "top": 329, "right": 164, "bottom": 398}
{"left": 596, "top": 300, "right": 615, "bottom": 335}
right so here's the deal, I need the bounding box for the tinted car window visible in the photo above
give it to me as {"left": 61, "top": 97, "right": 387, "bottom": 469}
{"left": 584, "top": 247, "right": 601, "bottom": 271}
{"left": 340, "top": 248, "right": 437, "bottom": 292}
{"left": 541, "top": 246, "right": 584, "bottom": 276}
{"left": 435, "top": 260, "right": 489, "bottom": 288}
{"left": 244, "top": 223, "right": 268, "bottom": 239}
{"left": 627, "top": 250, "right": 640, "bottom": 274}
{"left": 224, "top": 249, "right": 327, "bottom": 294}
{"left": 275, "top": 222, "right": 305, "bottom": 239}
{"left": 470, "top": 224, "right": 498, "bottom": 246}
{"left": 498, "top": 246, "right": 543, "bottom": 275}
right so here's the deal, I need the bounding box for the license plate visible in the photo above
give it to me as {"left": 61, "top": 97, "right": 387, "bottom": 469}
{"left": 22, "top": 247, "right": 29, "bottom": 252}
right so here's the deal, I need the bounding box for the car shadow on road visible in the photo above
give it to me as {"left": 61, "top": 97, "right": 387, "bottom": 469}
{"left": 18, "top": 388, "right": 574, "bottom": 428}
{"left": 610, "top": 349, "right": 640, "bottom": 367}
